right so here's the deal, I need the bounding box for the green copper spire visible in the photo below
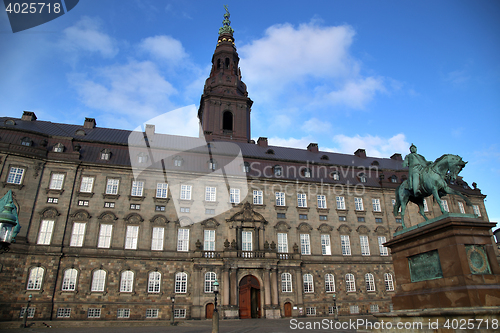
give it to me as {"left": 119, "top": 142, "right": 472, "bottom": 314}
{"left": 218, "top": 5, "right": 234, "bottom": 35}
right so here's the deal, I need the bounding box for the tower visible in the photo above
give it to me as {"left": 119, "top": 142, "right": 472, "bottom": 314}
{"left": 198, "top": 6, "right": 253, "bottom": 142}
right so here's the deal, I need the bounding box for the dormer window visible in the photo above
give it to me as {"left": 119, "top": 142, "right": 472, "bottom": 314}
{"left": 100, "top": 149, "right": 111, "bottom": 160}
{"left": 75, "top": 129, "right": 86, "bottom": 136}
{"left": 53, "top": 143, "right": 64, "bottom": 153}
{"left": 138, "top": 153, "right": 148, "bottom": 164}
{"left": 173, "top": 156, "right": 183, "bottom": 167}
{"left": 208, "top": 159, "right": 217, "bottom": 171}
{"left": 274, "top": 165, "right": 282, "bottom": 177}
{"left": 371, "top": 161, "right": 379, "bottom": 166}
{"left": 5, "top": 119, "right": 15, "bottom": 125}
{"left": 331, "top": 171, "right": 340, "bottom": 181}
{"left": 243, "top": 162, "right": 250, "bottom": 173}
{"left": 390, "top": 175, "right": 398, "bottom": 183}
{"left": 359, "top": 173, "right": 367, "bottom": 183}
{"left": 303, "top": 168, "right": 312, "bottom": 178}
{"left": 321, "top": 155, "right": 329, "bottom": 160}
{"left": 266, "top": 149, "right": 275, "bottom": 155}
{"left": 21, "top": 137, "right": 32, "bottom": 146}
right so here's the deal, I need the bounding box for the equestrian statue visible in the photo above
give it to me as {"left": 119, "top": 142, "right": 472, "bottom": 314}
{"left": 393, "top": 144, "right": 472, "bottom": 229}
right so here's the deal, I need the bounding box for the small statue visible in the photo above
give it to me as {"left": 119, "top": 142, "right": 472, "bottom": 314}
{"left": 403, "top": 144, "right": 431, "bottom": 197}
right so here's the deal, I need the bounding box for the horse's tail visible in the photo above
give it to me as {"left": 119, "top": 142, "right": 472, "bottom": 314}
{"left": 393, "top": 185, "right": 401, "bottom": 217}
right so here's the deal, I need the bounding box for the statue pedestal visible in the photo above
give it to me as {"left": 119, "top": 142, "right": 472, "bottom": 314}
{"left": 372, "top": 215, "right": 500, "bottom": 332}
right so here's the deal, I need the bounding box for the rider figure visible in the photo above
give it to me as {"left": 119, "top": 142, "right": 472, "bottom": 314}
{"left": 403, "top": 144, "right": 431, "bottom": 197}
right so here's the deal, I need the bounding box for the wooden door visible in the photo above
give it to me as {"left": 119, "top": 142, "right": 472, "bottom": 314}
{"left": 284, "top": 302, "right": 292, "bottom": 317}
{"left": 239, "top": 285, "right": 252, "bottom": 319}
{"left": 206, "top": 303, "right": 214, "bottom": 319}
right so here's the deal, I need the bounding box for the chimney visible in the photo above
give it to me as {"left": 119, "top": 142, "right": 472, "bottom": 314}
{"left": 145, "top": 124, "right": 155, "bottom": 139}
{"left": 21, "top": 111, "right": 37, "bottom": 121}
{"left": 390, "top": 153, "right": 402, "bottom": 161}
{"left": 84, "top": 118, "right": 96, "bottom": 129}
{"left": 354, "top": 148, "right": 366, "bottom": 158}
{"left": 257, "top": 137, "right": 268, "bottom": 148}
{"left": 307, "top": 143, "right": 319, "bottom": 153}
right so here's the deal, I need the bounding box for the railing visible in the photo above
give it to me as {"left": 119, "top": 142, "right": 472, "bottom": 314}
{"left": 277, "top": 253, "right": 290, "bottom": 260}
{"left": 237, "top": 251, "right": 265, "bottom": 258}
{"left": 202, "top": 251, "right": 221, "bottom": 258}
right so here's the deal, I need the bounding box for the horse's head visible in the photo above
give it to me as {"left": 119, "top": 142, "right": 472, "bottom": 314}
{"left": 447, "top": 155, "right": 467, "bottom": 181}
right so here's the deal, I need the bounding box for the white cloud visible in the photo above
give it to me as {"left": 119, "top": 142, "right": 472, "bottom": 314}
{"left": 324, "top": 77, "right": 385, "bottom": 109}
{"left": 301, "top": 117, "right": 332, "bottom": 133}
{"left": 140, "top": 105, "right": 200, "bottom": 138}
{"left": 267, "top": 136, "right": 316, "bottom": 149}
{"left": 139, "top": 35, "right": 188, "bottom": 62}
{"left": 61, "top": 16, "right": 118, "bottom": 58}
{"left": 332, "top": 133, "right": 409, "bottom": 158}
{"left": 445, "top": 69, "right": 470, "bottom": 85}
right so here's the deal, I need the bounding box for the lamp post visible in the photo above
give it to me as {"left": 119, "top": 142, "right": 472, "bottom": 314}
{"left": 170, "top": 296, "right": 175, "bottom": 326}
{"left": 23, "top": 294, "right": 32, "bottom": 328}
{"left": 332, "top": 293, "right": 338, "bottom": 320}
{"left": 0, "top": 201, "right": 17, "bottom": 253}
{"left": 212, "top": 279, "right": 219, "bottom": 333}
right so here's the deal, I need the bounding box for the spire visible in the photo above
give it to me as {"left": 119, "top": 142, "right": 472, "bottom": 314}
{"left": 218, "top": 5, "right": 234, "bottom": 36}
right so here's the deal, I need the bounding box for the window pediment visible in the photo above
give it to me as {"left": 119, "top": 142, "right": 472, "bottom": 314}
{"left": 150, "top": 215, "right": 168, "bottom": 224}
{"left": 97, "top": 211, "right": 118, "bottom": 222}
{"left": 337, "top": 224, "right": 352, "bottom": 233}
{"left": 124, "top": 213, "right": 144, "bottom": 224}
{"left": 70, "top": 209, "right": 91, "bottom": 220}
{"left": 356, "top": 225, "right": 370, "bottom": 234}
{"left": 201, "top": 218, "right": 220, "bottom": 228}
{"left": 374, "top": 226, "right": 388, "bottom": 235}
{"left": 274, "top": 221, "right": 291, "bottom": 232}
{"left": 296, "top": 222, "right": 312, "bottom": 232}
{"left": 226, "top": 202, "right": 267, "bottom": 224}
{"left": 39, "top": 207, "right": 60, "bottom": 218}
{"left": 317, "top": 223, "right": 333, "bottom": 233}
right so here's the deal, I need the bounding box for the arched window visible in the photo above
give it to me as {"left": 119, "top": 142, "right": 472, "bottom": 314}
{"left": 204, "top": 272, "right": 217, "bottom": 293}
{"left": 120, "top": 270, "right": 134, "bottom": 292}
{"left": 21, "top": 137, "right": 32, "bottom": 146}
{"left": 91, "top": 270, "right": 106, "bottom": 292}
{"left": 62, "top": 269, "right": 78, "bottom": 291}
{"left": 281, "top": 273, "right": 292, "bottom": 292}
{"left": 384, "top": 273, "right": 394, "bottom": 291}
{"left": 148, "top": 271, "right": 161, "bottom": 293}
{"left": 365, "top": 273, "right": 375, "bottom": 292}
{"left": 303, "top": 274, "right": 314, "bottom": 293}
{"left": 274, "top": 165, "right": 282, "bottom": 177}
{"left": 100, "top": 149, "right": 111, "bottom": 160}
{"left": 222, "top": 111, "right": 233, "bottom": 131}
{"left": 175, "top": 272, "right": 188, "bottom": 293}
{"left": 345, "top": 273, "right": 356, "bottom": 292}
{"left": 53, "top": 143, "right": 65, "bottom": 153}
{"left": 27, "top": 267, "right": 44, "bottom": 290}
{"left": 225, "top": 57, "right": 230, "bottom": 69}
{"left": 325, "top": 274, "right": 335, "bottom": 293}
{"left": 217, "top": 59, "right": 221, "bottom": 69}
{"left": 359, "top": 173, "right": 367, "bottom": 183}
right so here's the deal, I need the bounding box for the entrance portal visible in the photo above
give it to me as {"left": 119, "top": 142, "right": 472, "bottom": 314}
{"left": 284, "top": 302, "right": 292, "bottom": 317}
{"left": 206, "top": 303, "right": 214, "bottom": 319}
{"left": 239, "top": 275, "right": 261, "bottom": 319}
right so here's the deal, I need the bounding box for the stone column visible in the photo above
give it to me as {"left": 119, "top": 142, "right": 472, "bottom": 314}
{"left": 223, "top": 267, "right": 230, "bottom": 306}
{"left": 270, "top": 267, "right": 278, "bottom": 305}
{"left": 230, "top": 267, "right": 238, "bottom": 306}
{"left": 236, "top": 227, "right": 242, "bottom": 250}
{"left": 255, "top": 227, "right": 260, "bottom": 251}
{"left": 295, "top": 268, "right": 303, "bottom": 305}
{"left": 263, "top": 267, "right": 271, "bottom": 307}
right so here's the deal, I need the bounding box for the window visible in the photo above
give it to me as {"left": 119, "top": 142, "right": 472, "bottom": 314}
{"left": 319, "top": 215, "right": 327, "bottom": 220}
{"left": 317, "top": 195, "right": 327, "bottom": 209}
{"left": 375, "top": 218, "right": 383, "bottom": 223}
{"left": 357, "top": 217, "right": 365, "bottom": 222}
{"left": 174, "top": 309, "right": 186, "bottom": 318}
{"left": 359, "top": 173, "right": 367, "bottom": 183}
{"left": 458, "top": 201, "right": 465, "bottom": 214}
{"left": 336, "top": 196, "right": 345, "bottom": 210}
{"left": 360, "top": 235, "right": 370, "bottom": 256}
{"left": 205, "top": 186, "right": 216, "bottom": 202}
{"left": 155, "top": 205, "right": 165, "bottom": 211}
{"left": 53, "top": 143, "right": 64, "bottom": 153}
{"left": 148, "top": 272, "right": 161, "bottom": 293}
{"left": 19, "top": 307, "right": 35, "bottom": 318}
{"left": 151, "top": 227, "right": 164, "bottom": 251}
{"left": 242, "top": 231, "right": 252, "bottom": 251}
{"left": 62, "top": 269, "right": 78, "bottom": 291}
{"left": 321, "top": 234, "right": 331, "bottom": 255}
{"left": 91, "top": 270, "right": 106, "bottom": 292}
{"left": 77, "top": 200, "right": 88, "bottom": 206}
{"left": 277, "top": 213, "right": 286, "bottom": 219}
{"left": 209, "top": 159, "right": 217, "bottom": 170}
{"left": 125, "top": 226, "right": 139, "bottom": 250}
{"left": 341, "top": 235, "right": 351, "bottom": 255}
{"left": 106, "top": 179, "right": 120, "bottom": 195}
{"left": 275, "top": 192, "right": 285, "bottom": 206}
{"left": 277, "top": 233, "right": 288, "bottom": 253}
{"left": 390, "top": 176, "right": 398, "bottom": 183}
{"left": 442, "top": 199, "right": 449, "bottom": 212}
{"left": 243, "top": 162, "right": 250, "bottom": 173}
{"left": 27, "top": 267, "right": 44, "bottom": 290}
{"left": 205, "top": 208, "right": 215, "bottom": 215}
{"left": 328, "top": 307, "right": 335, "bottom": 315}
{"left": 180, "top": 207, "right": 190, "bottom": 213}
{"left": 349, "top": 305, "right": 359, "bottom": 314}
{"left": 354, "top": 197, "right": 364, "bottom": 211}
{"left": 423, "top": 199, "right": 429, "bottom": 212}
{"left": 7, "top": 167, "right": 25, "bottom": 184}
{"left": 180, "top": 185, "right": 192, "bottom": 200}
{"left": 37, "top": 220, "right": 54, "bottom": 245}
{"left": 156, "top": 183, "right": 168, "bottom": 198}
{"left": 384, "top": 273, "right": 395, "bottom": 291}
{"left": 274, "top": 166, "right": 282, "bottom": 176}
{"left": 303, "top": 274, "right": 314, "bottom": 293}
{"left": 117, "top": 309, "right": 130, "bottom": 318}
{"left": 303, "top": 168, "right": 311, "bottom": 178}
{"left": 56, "top": 308, "right": 71, "bottom": 318}
{"left": 137, "top": 154, "right": 148, "bottom": 164}
{"left": 177, "top": 229, "right": 189, "bottom": 251}
{"left": 204, "top": 272, "right": 216, "bottom": 293}
{"left": 365, "top": 273, "right": 375, "bottom": 291}
{"left": 473, "top": 205, "right": 481, "bottom": 216}
{"left": 49, "top": 173, "right": 65, "bottom": 190}
{"left": 175, "top": 272, "right": 187, "bottom": 293}
{"left": 297, "top": 193, "right": 307, "bottom": 207}
{"left": 100, "top": 149, "right": 110, "bottom": 160}
{"left": 372, "top": 198, "right": 381, "bottom": 212}
{"left": 325, "top": 274, "right": 335, "bottom": 293}
{"left": 47, "top": 197, "right": 58, "bottom": 203}
{"left": 346, "top": 273, "right": 356, "bottom": 292}
{"left": 281, "top": 273, "right": 292, "bottom": 292}
{"left": 146, "top": 309, "right": 159, "bottom": 318}
{"left": 378, "top": 236, "right": 388, "bottom": 256}
{"left": 120, "top": 271, "right": 134, "bottom": 292}
{"left": 174, "top": 157, "right": 183, "bottom": 167}
{"left": 70, "top": 222, "right": 86, "bottom": 247}
{"left": 98, "top": 224, "right": 112, "bottom": 248}
{"left": 20, "top": 137, "right": 32, "bottom": 146}
{"left": 253, "top": 190, "right": 263, "bottom": 205}
{"left": 87, "top": 308, "right": 101, "bottom": 318}
{"left": 300, "top": 234, "right": 311, "bottom": 255}
{"left": 306, "top": 307, "right": 316, "bottom": 316}
{"left": 299, "top": 214, "right": 308, "bottom": 220}
{"left": 131, "top": 181, "right": 144, "bottom": 197}
{"left": 370, "top": 304, "right": 380, "bottom": 313}
{"left": 331, "top": 172, "right": 340, "bottom": 181}
{"left": 392, "top": 199, "right": 401, "bottom": 212}
{"left": 339, "top": 216, "right": 346, "bottom": 222}
{"left": 104, "top": 202, "right": 115, "bottom": 208}
{"left": 204, "top": 230, "right": 215, "bottom": 251}
{"left": 230, "top": 188, "right": 240, "bottom": 204}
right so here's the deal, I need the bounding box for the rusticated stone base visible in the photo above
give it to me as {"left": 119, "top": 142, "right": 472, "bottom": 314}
{"left": 265, "top": 309, "right": 281, "bottom": 319}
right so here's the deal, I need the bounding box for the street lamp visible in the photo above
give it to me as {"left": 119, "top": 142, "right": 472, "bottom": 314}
{"left": 0, "top": 201, "right": 17, "bottom": 253}
{"left": 170, "top": 296, "right": 175, "bottom": 326}
{"left": 212, "top": 279, "right": 219, "bottom": 333}
{"left": 332, "top": 293, "right": 338, "bottom": 320}
{"left": 23, "top": 294, "right": 32, "bottom": 328}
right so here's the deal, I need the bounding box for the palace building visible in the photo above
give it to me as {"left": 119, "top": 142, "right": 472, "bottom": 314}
{"left": 0, "top": 10, "right": 492, "bottom": 322}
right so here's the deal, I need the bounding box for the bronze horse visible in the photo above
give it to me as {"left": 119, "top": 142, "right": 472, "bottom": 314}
{"left": 393, "top": 154, "right": 472, "bottom": 228}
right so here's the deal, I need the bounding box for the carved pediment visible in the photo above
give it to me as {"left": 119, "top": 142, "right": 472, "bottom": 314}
{"left": 201, "top": 218, "right": 220, "bottom": 228}
{"left": 39, "top": 207, "right": 60, "bottom": 218}
{"left": 297, "top": 222, "right": 312, "bottom": 232}
{"left": 317, "top": 223, "right": 333, "bottom": 233}
{"left": 274, "top": 221, "right": 291, "bottom": 232}
{"left": 178, "top": 216, "right": 193, "bottom": 227}
{"left": 97, "top": 211, "right": 118, "bottom": 222}
{"left": 70, "top": 209, "right": 91, "bottom": 220}
{"left": 337, "top": 224, "right": 352, "bottom": 234}
{"left": 374, "top": 226, "right": 388, "bottom": 235}
{"left": 124, "top": 213, "right": 144, "bottom": 224}
{"left": 356, "top": 225, "right": 370, "bottom": 234}
{"left": 150, "top": 215, "right": 168, "bottom": 224}
{"left": 227, "top": 202, "right": 267, "bottom": 224}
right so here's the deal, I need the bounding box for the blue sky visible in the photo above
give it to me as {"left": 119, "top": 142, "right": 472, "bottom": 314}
{"left": 1, "top": 1, "right": 499, "bottom": 228}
